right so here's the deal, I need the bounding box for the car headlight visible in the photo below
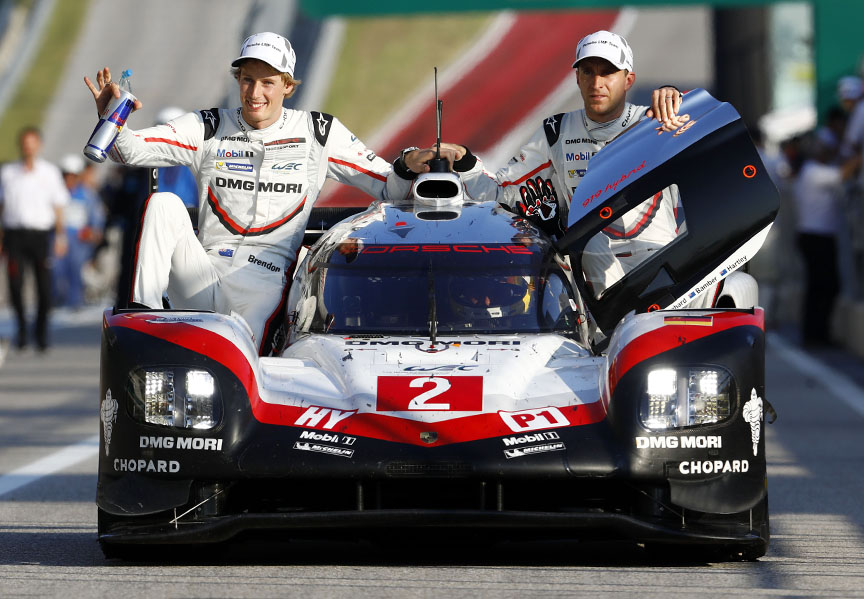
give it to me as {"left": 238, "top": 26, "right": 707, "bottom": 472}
{"left": 640, "top": 367, "right": 732, "bottom": 430}
{"left": 130, "top": 368, "right": 222, "bottom": 429}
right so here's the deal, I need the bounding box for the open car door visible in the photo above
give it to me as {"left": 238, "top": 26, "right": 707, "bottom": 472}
{"left": 557, "top": 89, "right": 780, "bottom": 336}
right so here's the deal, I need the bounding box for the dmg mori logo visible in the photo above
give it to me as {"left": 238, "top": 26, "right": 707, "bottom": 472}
{"left": 214, "top": 177, "right": 302, "bottom": 194}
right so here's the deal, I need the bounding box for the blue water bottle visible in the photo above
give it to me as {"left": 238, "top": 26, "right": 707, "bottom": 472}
{"left": 83, "top": 69, "right": 136, "bottom": 163}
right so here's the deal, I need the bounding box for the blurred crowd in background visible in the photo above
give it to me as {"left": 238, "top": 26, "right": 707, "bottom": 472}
{"left": 752, "top": 71, "right": 864, "bottom": 347}
{"left": 0, "top": 106, "right": 198, "bottom": 327}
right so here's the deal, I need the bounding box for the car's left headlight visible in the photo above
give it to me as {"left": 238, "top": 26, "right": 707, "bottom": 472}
{"left": 129, "top": 367, "right": 222, "bottom": 429}
{"left": 640, "top": 367, "right": 733, "bottom": 430}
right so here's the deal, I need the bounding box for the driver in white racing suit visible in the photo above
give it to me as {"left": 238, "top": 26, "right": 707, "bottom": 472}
{"left": 397, "top": 31, "right": 720, "bottom": 306}
{"left": 85, "top": 32, "right": 408, "bottom": 354}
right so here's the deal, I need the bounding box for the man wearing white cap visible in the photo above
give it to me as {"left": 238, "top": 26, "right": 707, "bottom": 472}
{"left": 54, "top": 153, "right": 104, "bottom": 310}
{"left": 85, "top": 32, "right": 404, "bottom": 355}
{"left": 401, "top": 30, "right": 682, "bottom": 236}
{"left": 0, "top": 127, "right": 69, "bottom": 350}
{"left": 397, "top": 30, "right": 704, "bottom": 300}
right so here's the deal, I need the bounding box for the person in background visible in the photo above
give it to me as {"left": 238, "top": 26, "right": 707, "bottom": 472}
{"left": 837, "top": 76, "right": 863, "bottom": 115}
{"left": 53, "top": 154, "right": 105, "bottom": 309}
{"left": 0, "top": 127, "right": 69, "bottom": 351}
{"left": 396, "top": 30, "right": 700, "bottom": 303}
{"left": 793, "top": 134, "right": 861, "bottom": 347}
{"left": 817, "top": 105, "right": 849, "bottom": 155}
{"left": 97, "top": 165, "right": 150, "bottom": 307}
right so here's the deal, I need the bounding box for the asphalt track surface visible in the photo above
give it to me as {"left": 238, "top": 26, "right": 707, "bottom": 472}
{"left": 1, "top": 310, "right": 864, "bottom": 597}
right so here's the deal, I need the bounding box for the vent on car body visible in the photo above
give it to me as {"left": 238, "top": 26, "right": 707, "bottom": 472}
{"left": 385, "top": 461, "right": 473, "bottom": 477}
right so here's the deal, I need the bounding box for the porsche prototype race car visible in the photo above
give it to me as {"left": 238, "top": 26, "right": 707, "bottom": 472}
{"left": 97, "top": 89, "right": 779, "bottom": 560}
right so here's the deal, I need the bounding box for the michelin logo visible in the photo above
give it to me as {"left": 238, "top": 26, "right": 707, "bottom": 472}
{"left": 216, "top": 161, "right": 254, "bottom": 172}
{"left": 742, "top": 389, "right": 763, "bottom": 456}
{"left": 100, "top": 389, "right": 118, "bottom": 457}
{"left": 293, "top": 441, "right": 354, "bottom": 458}
{"left": 504, "top": 442, "right": 565, "bottom": 459}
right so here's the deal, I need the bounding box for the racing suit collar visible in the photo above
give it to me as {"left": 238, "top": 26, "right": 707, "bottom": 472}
{"left": 236, "top": 107, "right": 288, "bottom": 136}
{"left": 581, "top": 103, "right": 638, "bottom": 140}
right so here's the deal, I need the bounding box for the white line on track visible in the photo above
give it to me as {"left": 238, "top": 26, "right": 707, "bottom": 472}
{"left": 0, "top": 435, "right": 99, "bottom": 498}
{"left": 768, "top": 332, "right": 864, "bottom": 418}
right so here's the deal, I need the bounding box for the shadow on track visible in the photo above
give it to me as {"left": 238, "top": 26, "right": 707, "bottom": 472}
{"left": 0, "top": 526, "right": 747, "bottom": 568}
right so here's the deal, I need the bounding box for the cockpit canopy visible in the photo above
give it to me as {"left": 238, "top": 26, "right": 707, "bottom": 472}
{"left": 292, "top": 238, "right": 579, "bottom": 336}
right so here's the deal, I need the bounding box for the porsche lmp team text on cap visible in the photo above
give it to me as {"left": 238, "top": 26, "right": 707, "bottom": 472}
{"left": 232, "top": 32, "right": 297, "bottom": 76}
{"left": 572, "top": 30, "right": 634, "bottom": 72}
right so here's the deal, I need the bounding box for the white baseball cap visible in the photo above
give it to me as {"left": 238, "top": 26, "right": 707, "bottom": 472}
{"left": 572, "top": 30, "right": 634, "bottom": 72}
{"left": 232, "top": 32, "right": 296, "bottom": 76}
{"left": 837, "top": 76, "right": 863, "bottom": 101}
{"left": 60, "top": 154, "right": 85, "bottom": 175}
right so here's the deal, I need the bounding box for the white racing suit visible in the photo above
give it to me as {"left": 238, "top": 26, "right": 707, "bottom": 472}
{"left": 398, "top": 103, "right": 720, "bottom": 307}
{"left": 110, "top": 107, "right": 401, "bottom": 354}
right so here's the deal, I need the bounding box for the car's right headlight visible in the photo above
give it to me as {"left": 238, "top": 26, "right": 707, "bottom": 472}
{"left": 129, "top": 367, "right": 222, "bottom": 429}
{"left": 640, "top": 367, "right": 733, "bottom": 430}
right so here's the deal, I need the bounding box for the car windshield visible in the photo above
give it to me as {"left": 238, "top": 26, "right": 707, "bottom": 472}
{"left": 295, "top": 241, "right": 579, "bottom": 335}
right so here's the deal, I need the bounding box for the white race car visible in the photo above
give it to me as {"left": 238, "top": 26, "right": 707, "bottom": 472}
{"left": 97, "top": 89, "right": 778, "bottom": 561}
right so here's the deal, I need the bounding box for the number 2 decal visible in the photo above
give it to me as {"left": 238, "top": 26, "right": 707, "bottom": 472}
{"left": 407, "top": 377, "right": 452, "bottom": 410}
{"left": 377, "top": 376, "right": 482, "bottom": 411}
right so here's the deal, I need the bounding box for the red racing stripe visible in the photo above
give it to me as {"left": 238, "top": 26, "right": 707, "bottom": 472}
{"left": 143, "top": 137, "right": 198, "bottom": 151}
{"left": 606, "top": 309, "right": 765, "bottom": 398}
{"left": 328, "top": 157, "right": 388, "bottom": 182}
{"left": 603, "top": 192, "right": 661, "bottom": 239}
{"left": 258, "top": 264, "right": 295, "bottom": 356}
{"left": 500, "top": 160, "right": 553, "bottom": 187}
{"left": 129, "top": 194, "right": 155, "bottom": 305}
{"left": 207, "top": 187, "right": 306, "bottom": 236}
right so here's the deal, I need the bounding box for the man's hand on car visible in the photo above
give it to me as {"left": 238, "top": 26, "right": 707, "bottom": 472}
{"left": 646, "top": 86, "right": 686, "bottom": 132}
{"left": 403, "top": 143, "right": 467, "bottom": 173}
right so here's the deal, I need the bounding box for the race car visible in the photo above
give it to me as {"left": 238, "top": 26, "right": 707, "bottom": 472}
{"left": 97, "top": 89, "right": 779, "bottom": 560}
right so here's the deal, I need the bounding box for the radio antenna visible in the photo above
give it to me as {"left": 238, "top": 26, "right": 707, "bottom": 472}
{"left": 435, "top": 67, "right": 442, "bottom": 159}
{"left": 428, "top": 67, "right": 449, "bottom": 173}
